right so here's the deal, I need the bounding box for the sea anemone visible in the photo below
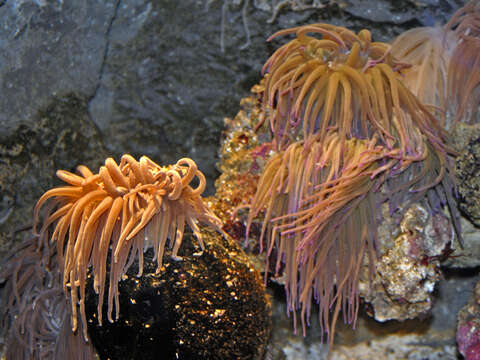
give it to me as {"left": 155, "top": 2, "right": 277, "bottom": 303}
{"left": 446, "top": 0, "right": 480, "bottom": 124}
{"left": 33, "top": 154, "right": 222, "bottom": 339}
{"left": 0, "top": 236, "right": 97, "bottom": 359}
{"left": 247, "top": 133, "right": 385, "bottom": 339}
{"left": 257, "top": 23, "right": 450, "bottom": 160}
{"left": 390, "top": 1, "right": 480, "bottom": 127}
{"left": 391, "top": 26, "right": 455, "bottom": 127}
{"left": 247, "top": 22, "right": 461, "bottom": 346}
{"left": 246, "top": 130, "right": 453, "bottom": 344}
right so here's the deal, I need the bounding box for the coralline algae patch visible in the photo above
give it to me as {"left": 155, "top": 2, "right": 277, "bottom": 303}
{"left": 457, "top": 280, "right": 480, "bottom": 360}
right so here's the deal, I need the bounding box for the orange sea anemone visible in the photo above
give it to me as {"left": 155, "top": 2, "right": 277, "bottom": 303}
{"left": 33, "top": 155, "right": 222, "bottom": 339}
{"left": 246, "top": 129, "right": 460, "bottom": 345}
{"left": 247, "top": 133, "right": 385, "bottom": 337}
{"left": 246, "top": 130, "right": 437, "bottom": 343}
{"left": 258, "top": 23, "right": 450, "bottom": 160}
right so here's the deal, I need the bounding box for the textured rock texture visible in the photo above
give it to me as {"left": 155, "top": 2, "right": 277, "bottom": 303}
{"left": 85, "top": 229, "right": 271, "bottom": 360}
{"left": 457, "top": 280, "right": 480, "bottom": 360}
{"left": 361, "top": 204, "right": 453, "bottom": 322}
{"left": 453, "top": 122, "right": 480, "bottom": 227}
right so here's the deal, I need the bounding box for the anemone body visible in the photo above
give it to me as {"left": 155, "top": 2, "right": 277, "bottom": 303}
{"left": 33, "top": 155, "right": 222, "bottom": 339}
{"left": 247, "top": 131, "right": 458, "bottom": 346}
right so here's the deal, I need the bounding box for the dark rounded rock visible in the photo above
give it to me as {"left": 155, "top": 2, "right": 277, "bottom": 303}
{"left": 84, "top": 229, "right": 271, "bottom": 360}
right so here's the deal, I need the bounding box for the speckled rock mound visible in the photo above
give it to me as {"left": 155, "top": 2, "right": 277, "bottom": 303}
{"left": 85, "top": 228, "right": 271, "bottom": 360}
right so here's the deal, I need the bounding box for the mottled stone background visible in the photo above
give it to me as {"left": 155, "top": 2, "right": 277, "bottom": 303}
{"left": 0, "top": 0, "right": 476, "bottom": 359}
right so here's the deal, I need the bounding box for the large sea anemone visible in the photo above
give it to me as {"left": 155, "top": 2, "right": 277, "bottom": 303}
{"left": 247, "top": 22, "right": 460, "bottom": 346}
{"left": 257, "top": 23, "right": 450, "bottom": 159}
{"left": 32, "top": 155, "right": 222, "bottom": 339}
{"left": 247, "top": 132, "right": 388, "bottom": 339}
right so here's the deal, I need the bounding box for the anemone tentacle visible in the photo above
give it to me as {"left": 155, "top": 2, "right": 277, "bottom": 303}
{"left": 33, "top": 155, "right": 222, "bottom": 339}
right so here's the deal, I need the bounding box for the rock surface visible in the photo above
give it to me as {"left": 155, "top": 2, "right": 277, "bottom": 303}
{"left": 361, "top": 204, "right": 454, "bottom": 322}
{"left": 457, "top": 279, "right": 480, "bottom": 360}
{"left": 453, "top": 122, "right": 480, "bottom": 227}
{"left": 85, "top": 229, "right": 271, "bottom": 360}
{"left": 0, "top": 94, "right": 107, "bottom": 257}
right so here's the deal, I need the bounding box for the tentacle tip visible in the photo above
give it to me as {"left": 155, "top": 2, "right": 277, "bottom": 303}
{"left": 193, "top": 250, "right": 204, "bottom": 257}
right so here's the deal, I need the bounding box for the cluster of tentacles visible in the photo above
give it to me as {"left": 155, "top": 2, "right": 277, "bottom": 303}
{"left": 33, "top": 155, "right": 222, "bottom": 339}
{"left": 247, "top": 133, "right": 389, "bottom": 336}
{"left": 391, "top": 26, "right": 454, "bottom": 123}
{"left": 0, "top": 237, "right": 96, "bottom": 359}
{"left": 391, "top": 0, "right": 480, "bottom": 128}
{"left": 257, "top": 23, "right": 451, "bottom": 158}
{"left": 247, "top": 21, "right": 462, "bottom": 346}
